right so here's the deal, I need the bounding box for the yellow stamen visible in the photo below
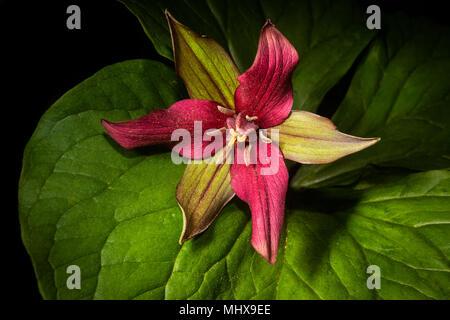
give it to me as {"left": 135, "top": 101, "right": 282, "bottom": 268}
{"left": 245, "top": 115, "right": 258, "bottom": 121}
{"left": 227, "top": 129, "right": 237, "bottom": 147}
{"left": 227, "top": 136, "right": 237, "bottom": 147}
{"left": 237, "top": 135, "right": 247, "bottom": 143}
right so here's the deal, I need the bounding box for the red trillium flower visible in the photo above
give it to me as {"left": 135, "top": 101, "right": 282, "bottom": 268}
{"left": 102, "top": 12, "right": 380, "bottom": 264}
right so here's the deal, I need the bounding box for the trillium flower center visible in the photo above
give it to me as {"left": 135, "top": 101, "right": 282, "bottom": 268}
{"left": 227, "top": 113, "right": 259, "bottom": 143}
{"left": 215, "top": 107, "right": 273, "bottom": 166}
{"left": 216, "top": 105, "right": 272, "bottom": 148}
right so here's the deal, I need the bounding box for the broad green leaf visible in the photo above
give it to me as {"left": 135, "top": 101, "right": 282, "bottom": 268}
{"left": 293, "top": 15, "right": 450, "bottom": 188}
{"left": 166, "top": 11, "right": 240, "bottom": 109}
{"left": 18, "top": 59, "right": 188, "bottom": 299}
{"left": 166, "top": 169, "right": 450, "bottom": 300}
{"left": 19, "top": 62, "right": 450, "bottom": 300}
{"left": 119, "top": 0, "right": 376, "bottom": 112}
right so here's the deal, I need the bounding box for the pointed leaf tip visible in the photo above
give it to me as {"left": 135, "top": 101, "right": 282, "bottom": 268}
{"left": 271, "top": 111, "right": 380, "bottom": 164}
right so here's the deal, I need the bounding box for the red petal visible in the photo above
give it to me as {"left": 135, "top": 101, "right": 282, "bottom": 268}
{"left": 102, "top": 99, "right": 228, "bottom": 159}
{"left": 230, "top": 143, "right": 288, "bottom": 264}
{"left": 235, "top": 21, "right": 299, "bottom": 128}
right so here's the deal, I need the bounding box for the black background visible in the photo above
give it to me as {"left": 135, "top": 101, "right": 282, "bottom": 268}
{"left": 3, "top": 0, "right": 449, "bottom": 301}
{"left": 3, "top": 0, "right": 164, "bottom": 300}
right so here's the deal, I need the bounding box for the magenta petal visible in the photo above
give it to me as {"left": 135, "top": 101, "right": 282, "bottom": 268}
{"left": 102, "top": 99, "right": 228, "bottom": 158}
{"left": 235, "top": 21, "right": 299, "bottom": 129}
{"left": 230, "top": 143, "right": 288, "bottom": 264}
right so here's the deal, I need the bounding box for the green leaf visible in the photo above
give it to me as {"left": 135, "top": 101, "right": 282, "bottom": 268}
{"left": 19, "top": 64, "right": 450, "bottom": 299}
{"left": 118, "top": 0, "right": 228, "bottom": 63}
{"left": 19, "top": 59, "right": 188, "bottom": 299}
{"left": 119, "top": 0, "right": 375, "bottom": 112}
{"left": 293, "top": 15, "right": 450, "bottom": 188}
